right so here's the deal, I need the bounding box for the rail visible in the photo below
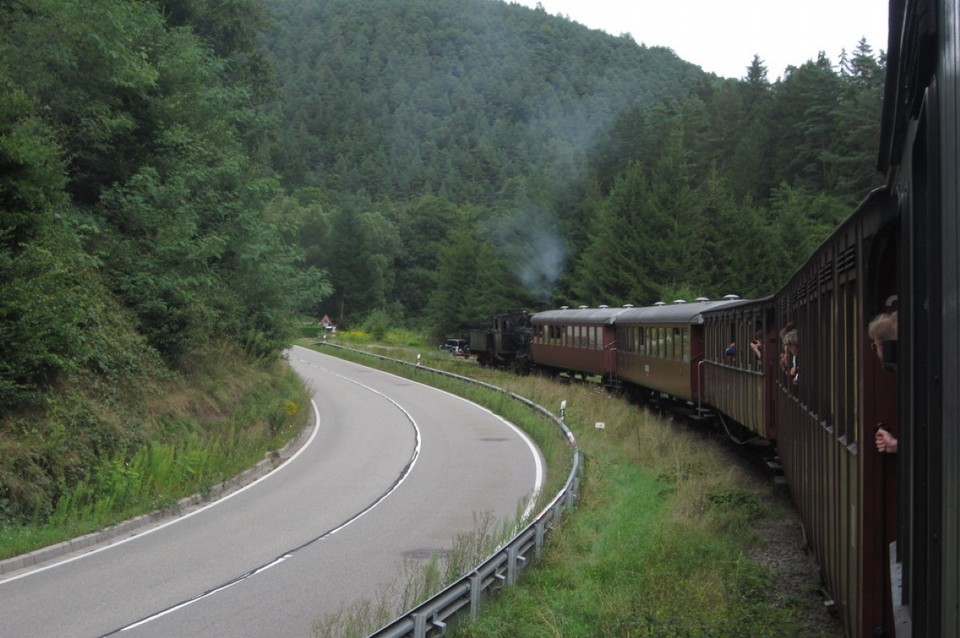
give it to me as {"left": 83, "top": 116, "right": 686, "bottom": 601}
{"left": 316, "top": 343, "right": 582, "bottom": 638}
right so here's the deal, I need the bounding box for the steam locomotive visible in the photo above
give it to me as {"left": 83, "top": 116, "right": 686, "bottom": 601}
{"left": 471, "top": 0, "right": 958, "bottom": 634}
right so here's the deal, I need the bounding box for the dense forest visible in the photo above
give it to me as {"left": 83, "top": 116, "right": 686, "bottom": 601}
{"left": 263, "top": 0, "right": 885, "bottom": 334}
{"left": 1, "top": 0, "right": 884, "bottom": 523}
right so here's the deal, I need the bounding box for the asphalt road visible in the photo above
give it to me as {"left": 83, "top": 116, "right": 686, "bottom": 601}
{"left": 0, "top": 346, "right": 544, "bottom": 637}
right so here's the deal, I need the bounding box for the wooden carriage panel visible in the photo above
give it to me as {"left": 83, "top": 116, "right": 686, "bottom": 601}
{"left": 617, "top": 349, "right": 693, "bottom": 401}
{"left": 774, "top": 192, "right": 897, "bottom": 637}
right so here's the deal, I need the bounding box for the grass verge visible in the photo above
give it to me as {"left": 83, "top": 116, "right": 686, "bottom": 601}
{"left": 0, "top": 347, "right": 311, "bottom": 561}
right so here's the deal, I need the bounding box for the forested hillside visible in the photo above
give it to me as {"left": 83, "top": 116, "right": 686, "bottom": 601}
{"left": 262, "top": 0, "right": 886, "bottom": 335}
{"left": 0, "top": 0, "right": 325, "bottom": 527}
{"left": 0, "top": 0, "right": 885, "bottom": 528}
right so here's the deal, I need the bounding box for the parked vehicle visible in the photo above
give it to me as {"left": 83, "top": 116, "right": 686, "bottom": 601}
{"left": 439, "top": 338, "right": 468, "bottom": 353}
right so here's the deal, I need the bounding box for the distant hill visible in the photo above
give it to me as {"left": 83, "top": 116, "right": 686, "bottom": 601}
{"left": 264, "top": 0, "right": 705, "bottom": 202}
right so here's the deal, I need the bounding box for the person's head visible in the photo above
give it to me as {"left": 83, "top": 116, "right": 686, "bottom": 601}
{"left": 782, "top": 329, "right": 798, "bottom": 351}
{"left": 868, "top": 311, "right": 897, "bottom": 362}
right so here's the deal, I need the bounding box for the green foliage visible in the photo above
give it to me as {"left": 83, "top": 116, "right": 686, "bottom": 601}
{"left": 0, "top": 70, "right": 91, "bottom": 408}
{"left": 361, "top": 308, "right": 392, "bottom": 341}
{"left": 0, "top": 0, "right": 327, "bottom": 548}
{"left": 1, "top": 0, "right": 321, "bottom": 383}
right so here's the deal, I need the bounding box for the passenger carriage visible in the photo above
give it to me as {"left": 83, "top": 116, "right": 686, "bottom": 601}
{"left": 530, "top": 306, "right": 630, "bottom": 383}
{"left": 700, "top": 297, "right": 778, "bottom": 440}
{"left": 613, "top": 299, "right": 749, "bottom": 403}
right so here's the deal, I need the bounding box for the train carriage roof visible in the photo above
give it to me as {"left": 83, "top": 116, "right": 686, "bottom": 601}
{"left": 532, "top": 306, "right": 632, "bottom": 325}
{"left": 615, "top": 299, "right": 753, "bottom": 325}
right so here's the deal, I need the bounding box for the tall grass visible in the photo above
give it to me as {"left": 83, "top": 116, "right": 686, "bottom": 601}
{"left": 0, "top": 352, "right": 311, "bottom": 561}
{"left": 312, "top": 511, "right": 524, "bottom": 638}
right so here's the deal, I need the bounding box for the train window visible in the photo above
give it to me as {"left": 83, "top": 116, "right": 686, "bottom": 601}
{"left": 682, "top": 328, "right": 690, "bottom": 362}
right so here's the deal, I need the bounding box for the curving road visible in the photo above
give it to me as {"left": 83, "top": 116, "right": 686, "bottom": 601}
{"left": 0, "top": 346, "right": 543, "bottom": 638}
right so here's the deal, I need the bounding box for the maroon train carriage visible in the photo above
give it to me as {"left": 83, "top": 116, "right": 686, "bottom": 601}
{"left": 613, "top": 298, "right": 751, "bottom": 404}
{"left": 530, "top": 306, "right": 630, "bottom": 383}
{"left": 700, "top": 297, "right": 778, "bottom": 440}
{"left": 773, "top": 188, "right": 899, "bottom": 637}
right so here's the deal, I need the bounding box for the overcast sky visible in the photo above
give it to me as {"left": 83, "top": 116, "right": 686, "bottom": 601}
{"left": 510, "top": 0, "right": 889, "bottom": 81}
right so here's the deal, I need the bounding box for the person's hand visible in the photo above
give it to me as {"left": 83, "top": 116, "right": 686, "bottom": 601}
{"left": 875, "top": 429, "right": 898, "bottom": 453}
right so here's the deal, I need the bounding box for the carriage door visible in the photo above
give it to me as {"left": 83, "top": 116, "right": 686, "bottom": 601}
{"left": 864, "top": 217, "right": 900, "bottom": 636}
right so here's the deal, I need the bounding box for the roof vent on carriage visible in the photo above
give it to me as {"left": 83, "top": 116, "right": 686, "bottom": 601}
{"left": 560, "top": 305, "right": 569, "bottom": 310}
{"left": 673, "top": 299, "right": 687, "bottom": 304}
{"left": 622, "top": 304, "right": 634, "bottom": 308}
{"left": 695, "top": 297, "right": 710, "bottom": 302}
{"left": 599, "top": 304, "right": 609, "bottom": 308}
{"left": 722, "top": 294, "right": 741, "bottom": 300}
{"left": 578, "top": 305, "right": 589, "bottom": 309}
{"left": 654, "top": 301, "right": 666, "bottom": 306}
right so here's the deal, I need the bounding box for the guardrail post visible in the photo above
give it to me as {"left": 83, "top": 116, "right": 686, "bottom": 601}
{"left": 535, "top": 519, "right": 546, "bottom": 559}
{"left": 507, "top": 546, "right": 527, "bottom": 586}
{"left": 469, "top": 572, "right": 482, "bottom": 618}
{"left": 413, "top": 612, "right": 427, "bottom": 638}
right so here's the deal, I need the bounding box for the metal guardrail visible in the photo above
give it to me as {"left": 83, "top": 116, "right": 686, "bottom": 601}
{"left": 315, "top": 343, "right": 582, "bottom": 638}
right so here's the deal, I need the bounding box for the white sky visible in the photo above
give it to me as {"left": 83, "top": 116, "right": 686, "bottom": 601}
{"left": 511, "top": 0, "right": 889, "bottom": 81}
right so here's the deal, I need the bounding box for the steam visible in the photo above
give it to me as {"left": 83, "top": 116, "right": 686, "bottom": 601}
{"left": 494, "top": 207, "right": 568, "bottom": 302}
